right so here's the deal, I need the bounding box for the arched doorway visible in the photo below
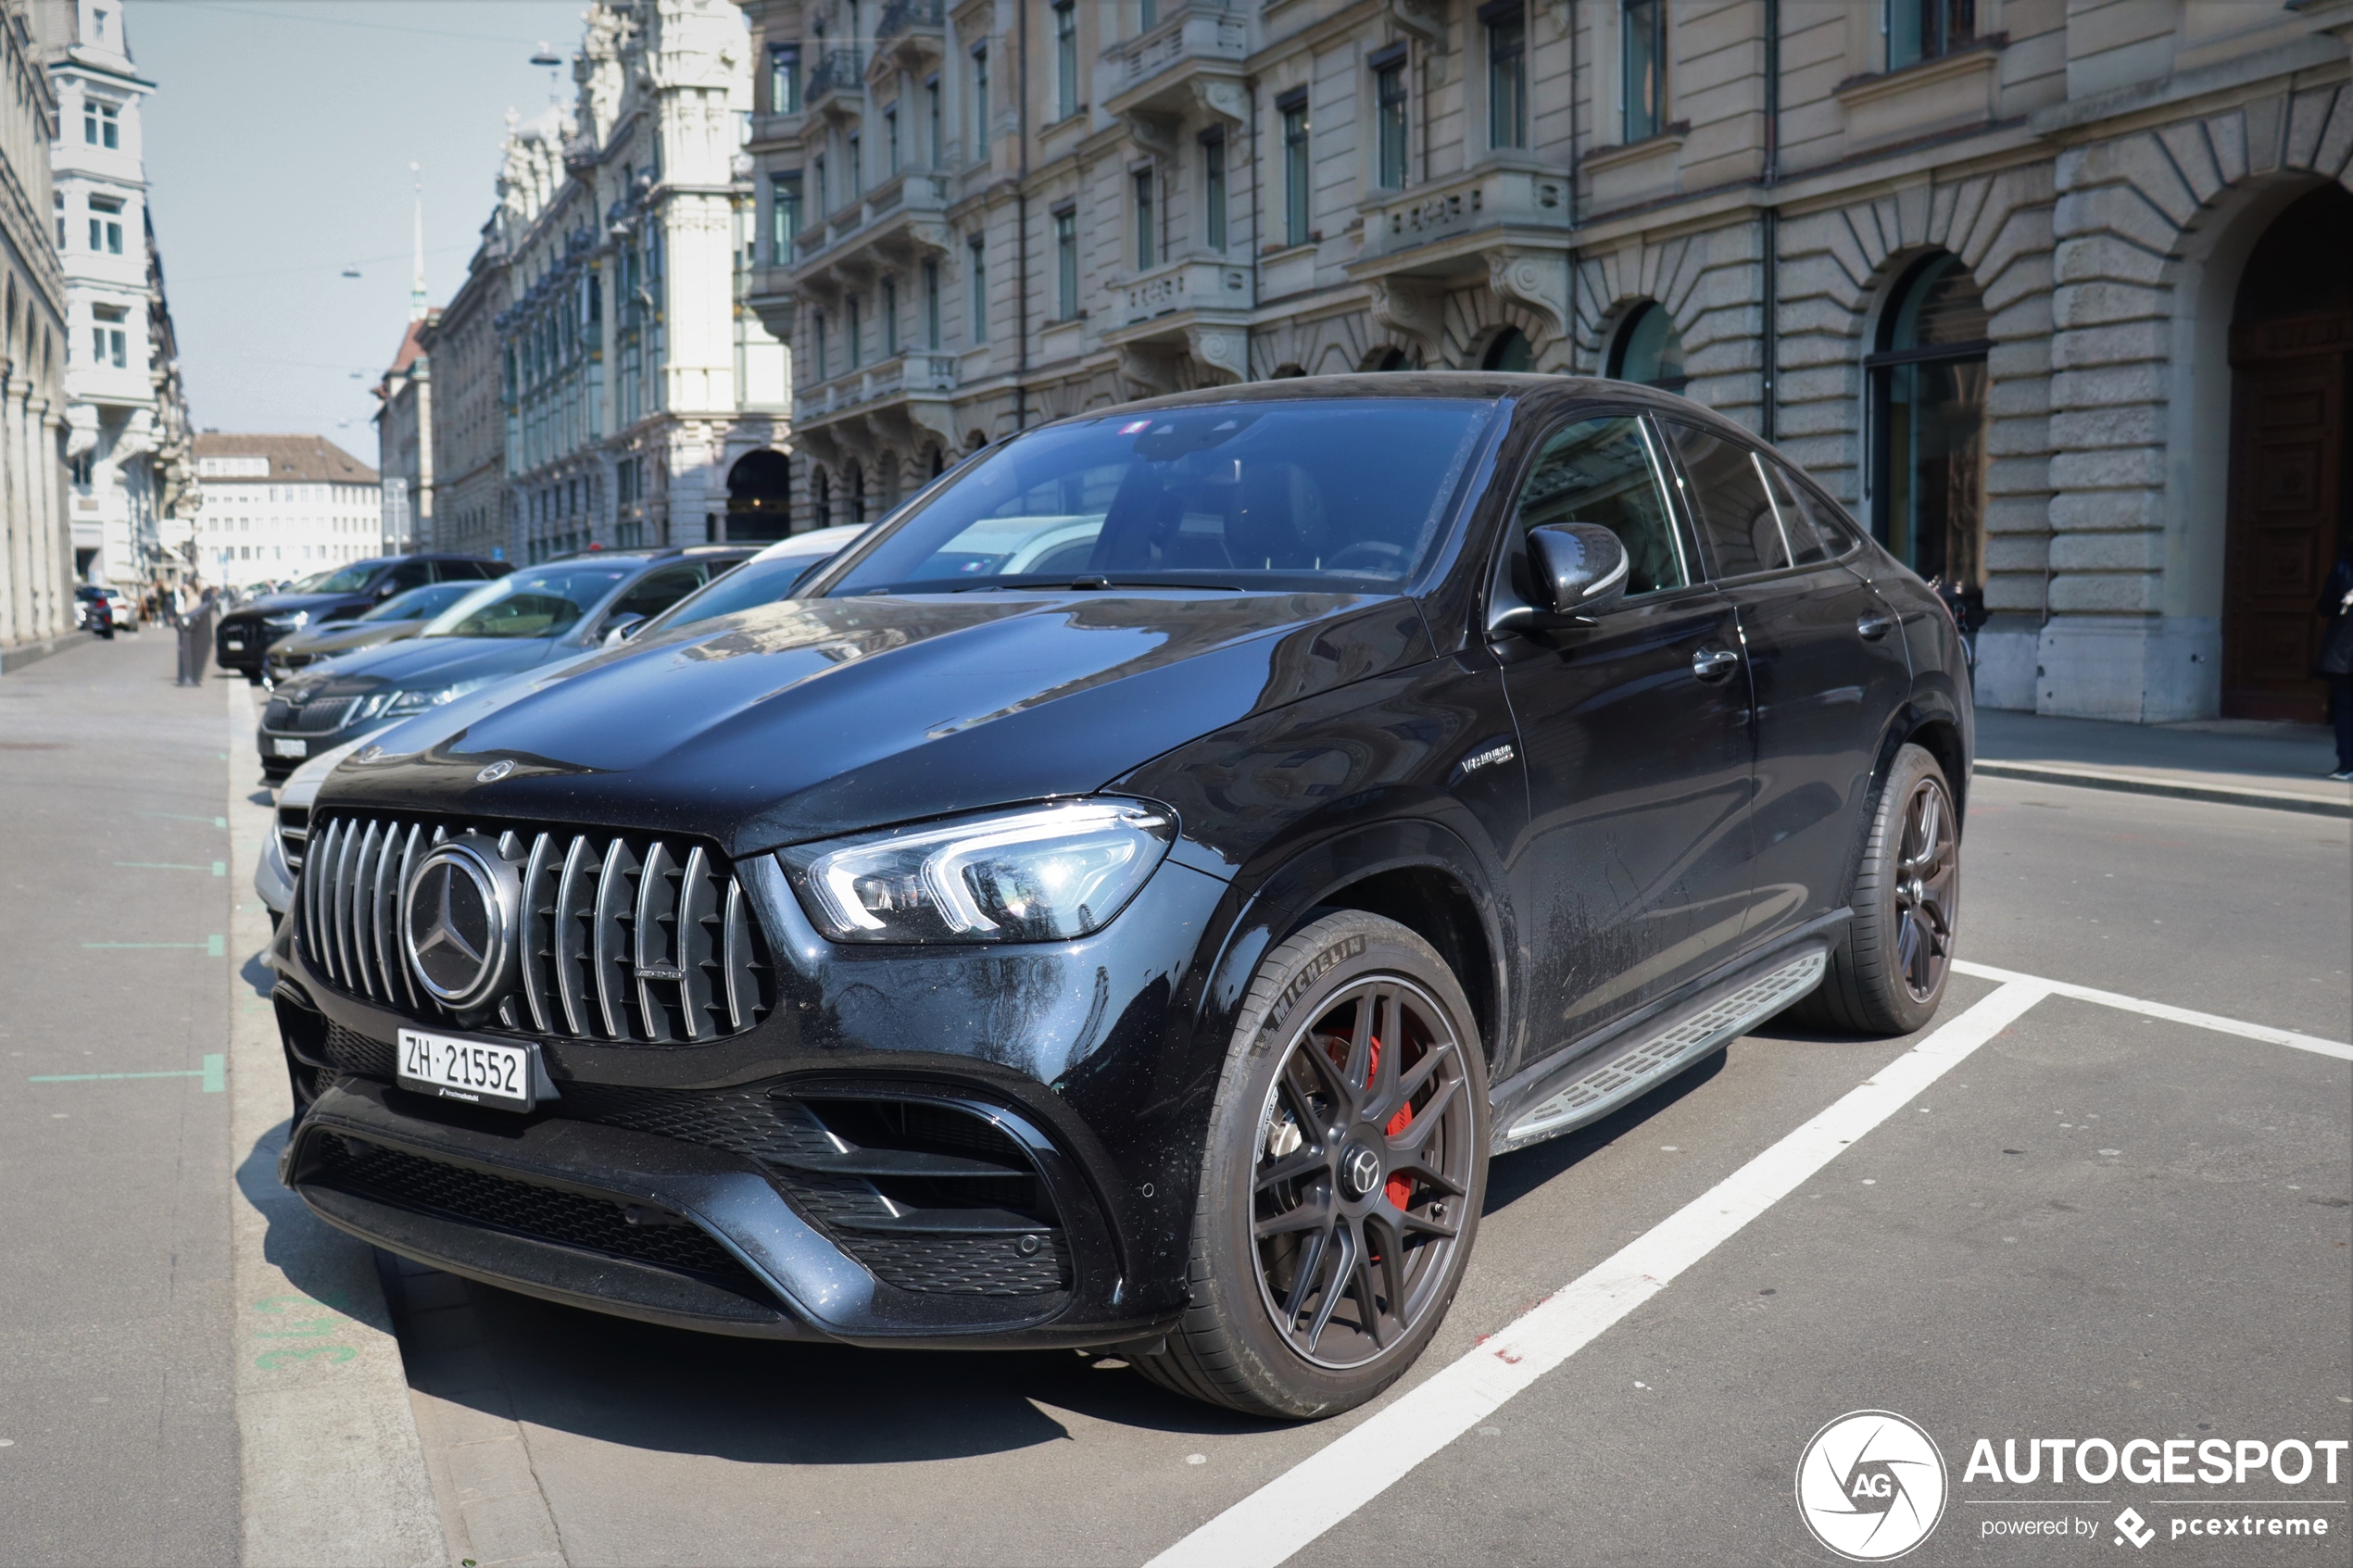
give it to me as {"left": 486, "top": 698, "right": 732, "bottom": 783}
{"left": 724, "top": 448, "right": 793, "bottom": 542}
{"left": 846, "top": 461, "right": 867, "bottom": 524}
{"left": 1868, "top": 252, "right": 1991, "bottom": 630}
{"left": 1480, "top": 327, "right": 1533, "bottom": 372}
{"left": 1607, "top": 301, "right": 1686, "bottom": 392}
{"left": 2222, "top": 184, "right": 2353, "bottom": 721}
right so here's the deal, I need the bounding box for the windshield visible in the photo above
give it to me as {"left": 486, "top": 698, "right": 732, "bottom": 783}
{"left": 422, "top": 562, "right": 634, "bottom": 640}
{"left": 359, "top": 581, "right": 481, "bottom": 623}
{"left": 637, "top": 552, "right": 831, "bottom": 633}
{"left": 824, "top": 398, "right": 1495, "bottom": 596}
{"left": 311, "top": 560, "right": 388, "bottom": 596}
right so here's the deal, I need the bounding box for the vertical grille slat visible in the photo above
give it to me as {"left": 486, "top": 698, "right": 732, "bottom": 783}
{"left": 553, "top": 834, "right": 595, "bottom": 1037}
{"left": 592, "top": 837, "right": 641, "bottom": 1041}
{"left": 519, "top": 832, "right": 556, "bottom": 1034}
{"left": 634, "top": 841, "right": 679, "bottom": 1043}
{"left": 676, "top": 846, "right": 719, "bottom": 1041}
{"left": 302, "top": 811, "right": 770, "bottom": 1047}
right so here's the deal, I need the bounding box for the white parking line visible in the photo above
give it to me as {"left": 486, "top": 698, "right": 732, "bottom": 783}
{"left": 1951, "top": 959, "right": 2353, "bottom": 1061}
{"left": 1144, "top": 962, "right": 2351, "bottom": 1568}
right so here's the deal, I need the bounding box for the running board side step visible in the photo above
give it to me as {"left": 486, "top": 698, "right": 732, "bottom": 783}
{"left": 1492, "top": 947, "right": 1828, "bottom": 1155}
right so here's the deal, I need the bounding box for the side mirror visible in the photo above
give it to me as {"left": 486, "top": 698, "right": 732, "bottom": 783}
{"left": 601, "top": 613, "right": 647, "bottom": 646}
{"left": 1494, "top": 522, "right": 1629, "bottom": 633}
{"left": 376, "top": 581, "right": 400, "bottom": 597}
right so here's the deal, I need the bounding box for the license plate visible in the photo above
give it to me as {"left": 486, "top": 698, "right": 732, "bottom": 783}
{"left": 397, "top": 1028, "right": 535, "bottom": 1111}
{"left": 223, "top": 638, "right": 245, "bottom": 649}
{"left": 271, "top": 737, "right": 307, "bottom": 759}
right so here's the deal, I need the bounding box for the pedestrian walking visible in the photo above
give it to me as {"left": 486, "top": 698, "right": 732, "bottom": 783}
{"left": 175, "top": 585, "right": 215, "bottom": 686}
{"left": 2318, "top": 535, "right": 2353, "bottom": 782}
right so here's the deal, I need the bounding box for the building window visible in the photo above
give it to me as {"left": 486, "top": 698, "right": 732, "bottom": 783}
{"left": 813, "top": 155, "right": 827, "bottom": 213}
{"left": 884, "top": 105, "right": 900, "bottom": 176}
{"left": 1132, "top": 167, "right": 1155, "bottom": 270}
{"left": 1141, "top": 0, "right": 1158, "bottom": 26}
{"left": 812, "top": 307, "right": 827, "bottom": 379}
{"left": 1372, "top": 50, "right": 1408, "bottom": 188}
{"left": 847, "top": 132, "right": 862, "bottom": 198}
{"left": 90, "top": 195, "right": 124, "bottom": 256}
{"left": 968, "top": 237, "right": 988, "bottom": 341}
{"left": 1053, "top": 207, "right": 1078, "bottom": 320}
{"left": 1486, "top": 7, "right": 1526, "bottom": 149}
{"left": 1622, "top": 0, "right": 1667, "bottom": 142}
{"left": 971, "top": 44, "right": 989, "bottom": 155}
{"left": 847, "top": 293, "right": 862, "bottom": 370}
{"left": 1869, "top": 252, "right": 1991, "bottom": 622}
{"left": 1606, "top": 301, "right": 1688, "bottom": 392}
{"left": 1053, "top": 2, "right": 1079, "bottom": 120}
{"left": 53, "top": 191, "right": 63, "bottom": 248}
{"left": 1888, "top": 0, "right": 1977, "bottom": 69}
{"left": 83, "top": 98, "right": 119, "bottom": 148}
{"left": 1200, "top": 131, "right": 1227, "bottom": 252}
{"left": 770, "top": 44, "right": 801, "bottom": 113}
{"left": 1278, "top": 92, "right": 1311, "bottom": 247}
{"left": 772, "top": 173, "right": 803, "bottom": 262}
{"left": 91, "top": 326, "right": 125, "bottom": 368}
{"left": 848, "top": 462, "right": 867, "bottom": 525}
{"left": 924, "top": 257, "right": 941, "bottom": 349}
{"left": 813, "top": 469, "right": 831, "bottom": 527}
{"left": 882, "top": 275, "right": 898, "bottom": 356}
{"left": 925, "top": 76, "right": 942, "bottom": 166}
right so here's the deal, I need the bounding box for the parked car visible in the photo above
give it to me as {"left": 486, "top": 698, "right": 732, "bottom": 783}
{"left": 607, "top": 524, "right": 868, "bottom": 644}
{"left": 271, "top": 375, "right": 1969, "bottom": 1419}
{"left": 255, "top": 737, "right": 366, "bottom": 925}
{"left": 214, "top": 554, "right": 510, "bottom": 684}
{"left": 74, "top": 584, "right": 120, "bottom": 636}
{"left": 263, "top": 580, "right": 493, "bottom": 682}
{"left": 252, "top": 546, "right": 752, "bottom": 779}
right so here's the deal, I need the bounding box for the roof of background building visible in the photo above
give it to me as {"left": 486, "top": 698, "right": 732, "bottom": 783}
{"left": 385, "top": 316, "right": 432, "bottom": 379}
{"left": 191, "top": 433, "right": 380, "bottom": 484}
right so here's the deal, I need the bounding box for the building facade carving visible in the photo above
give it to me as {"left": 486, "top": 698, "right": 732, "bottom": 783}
{"left": 730, "top": 0, "right": 2353, "bottom": 726}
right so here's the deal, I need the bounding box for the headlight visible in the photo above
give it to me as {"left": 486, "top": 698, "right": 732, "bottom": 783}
{"left": 263, "top": 610, "right": 310, "bottom": 631}
{"left": 780, "top": 798, "right": 1176, "bottom": 944}
{"left": 362, "top": 678, "right": 492, "bottom": 720}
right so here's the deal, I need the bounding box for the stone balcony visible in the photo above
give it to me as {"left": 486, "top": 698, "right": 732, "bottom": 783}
{"left": 873, "top": 0, "right": 946, "bottom": 73}
{"left": 1347, "top": 155, "right": 1577, "bottom": 359}
{"left": 743, "top": 262, "right": 798, "bottom": 344}
{"left": 1110, "top": 256, "right": 1252, "bottom": 329}
{"left": 1100, "top": 254, "right": 1253, "bottom": 389}
{"left": 1101, "top": 0, "right": 1248, "bottom": 123}
{"left": 791, "top": 171, "right": 953, "bottom": 291}
{"left": 795, "top": 350, "right": 960, "bottom": 433}
{"left": 806, "top": 48, "right": 866, "bottom": 117}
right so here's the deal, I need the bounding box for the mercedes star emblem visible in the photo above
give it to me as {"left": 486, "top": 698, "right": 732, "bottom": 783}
{"left": 475, "top": 759, "right": 514, "bottom": 784}
{"left": 1342, "top": 1143, "right": 1383, "bottom": 1200}
{"left": 401, "top": 838, "right": 518, "bottom": 1008}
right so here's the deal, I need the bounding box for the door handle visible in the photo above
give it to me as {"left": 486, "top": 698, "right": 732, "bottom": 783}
{"left": 1691, "top": 645, "right": 1741, "bottom": 683}
{"left": 1856, "top": 612, "right": 1896, "bottom": 642}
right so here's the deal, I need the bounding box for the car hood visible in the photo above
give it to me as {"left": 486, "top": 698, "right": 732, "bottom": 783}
{"left": 321, "top": 591, "right": 1432, "bottom": 856}
{"left": 278, "top": 621, "right": 422, "bottom": 659}
{"left": 279, "top": 633, "right": 566, "bottom": 699}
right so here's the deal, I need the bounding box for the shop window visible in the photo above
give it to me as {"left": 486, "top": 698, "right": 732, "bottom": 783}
{"left": 1607, "top": 301, "right": 1687, "bottom": 392}
{"left": 1869, "top": 252, "right": 1991, "bottom": 623}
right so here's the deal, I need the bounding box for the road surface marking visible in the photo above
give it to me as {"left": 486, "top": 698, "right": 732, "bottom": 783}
{"left": 113, "top": 859, "right": 226, "bottom": 874}
{"left": 134, "top": 809, "right": 228, "bottom": 827}
{"left": 1143, "top": 980, "right": 2053, "bottom": 1568}
{"left": 1951, "top": 960, "right": 2352, "bottom": 1061}
{"left": 30, "top": 1054, "right": 225, "bottom": 1092}
{"left": 79, "top": 935, "right": 227, "bottom": 956}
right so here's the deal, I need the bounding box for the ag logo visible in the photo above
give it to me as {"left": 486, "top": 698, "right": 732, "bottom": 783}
{"left": 1795, "top": 1411, "right": 1948, "bottom": 1561}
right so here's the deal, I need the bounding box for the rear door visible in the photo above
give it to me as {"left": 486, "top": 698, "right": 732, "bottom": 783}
{"left": 1491, "top": 410, "right": 1756, "bottom": 1054}
{"left": 1658, "top": 420, "right": 1911, "bottom": 947}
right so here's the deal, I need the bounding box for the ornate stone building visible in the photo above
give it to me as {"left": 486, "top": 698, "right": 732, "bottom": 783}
{"left": 0, "top": 1, "right": 72, "bottom": 653}
{"left": 422, "top": 185, "right": 513, "bottom": 563}
{"left": 472, "top": 0, "right": 788, "bottom": 566}
{"left": 736, "top": 0, "right": 2353, "bottom": 725}
{"left": 46, "top": 0, "right": 192, "bottom": 597}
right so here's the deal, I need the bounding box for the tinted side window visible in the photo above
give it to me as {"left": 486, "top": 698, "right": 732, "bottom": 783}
{"left": 381, "top": 559, "right": 434, "bottom": 594}
{"left": 1512, "top": 415, "right": 1686, "bottom": 596}
{"left": 1663, "top": 420, "right": 1790, "bottom": 580}
{"left": 1760, "top": 459, "right": 1855, "bottom": 565}
{"left": 608, "top": 564, "right": 707, "bottom": 621}
{"left": 434, "top": 559, "right": 493, "bottom": 582}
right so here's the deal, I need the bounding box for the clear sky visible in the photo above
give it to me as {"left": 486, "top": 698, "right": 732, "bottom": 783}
{"left": 127, "top": 0, "right": 590, "bottom": 468}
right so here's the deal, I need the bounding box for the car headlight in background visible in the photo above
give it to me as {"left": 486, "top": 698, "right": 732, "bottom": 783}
{"left": 355, "top": 678, "right": 495, "bottom": 721}
{"left": 262, "top": 610, "right": 310, "bottom": 631}
{"left": 780, "top": 798, "right": 1176, "bottom": 944}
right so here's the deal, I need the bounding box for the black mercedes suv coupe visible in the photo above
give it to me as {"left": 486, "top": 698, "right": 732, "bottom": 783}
{"left": 271, "top": 375, "right": 1969, "bottom": 1419}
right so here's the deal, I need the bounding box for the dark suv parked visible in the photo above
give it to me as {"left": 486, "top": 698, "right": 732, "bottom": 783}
{"left": 215, "top": 554, "right": 510, "bottom": 684}
{"left": 271, "top": 376, "right": 1969, "bottom": 1419}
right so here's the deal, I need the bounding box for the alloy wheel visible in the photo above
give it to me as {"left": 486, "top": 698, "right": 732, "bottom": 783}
{"left": 1891, "top": 773, "right": 1957, "bottom": 1001}
{"left": 1251, "top": 976, "right": 1475, "bottom": 1370}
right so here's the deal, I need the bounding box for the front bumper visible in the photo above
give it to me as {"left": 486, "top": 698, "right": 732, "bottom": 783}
{"left": 217, "top": 620, "right": 284, "bottom": 673}
{"left": 257, "top": 712, "right": 395, "bottom": 772}
{"left": 269, "top": 851, "right": 1230, "bottom": 1348}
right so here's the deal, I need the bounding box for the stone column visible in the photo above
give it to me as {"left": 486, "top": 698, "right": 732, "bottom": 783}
{"left": 4, "top": 373, "right": 29, "bottom": 648}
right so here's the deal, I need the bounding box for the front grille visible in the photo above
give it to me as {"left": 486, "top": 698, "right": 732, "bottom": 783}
{"left": 299, "top": 812, "right": 773, "bottom": 1045}
{"left": 307, "top": 1133, "right": 769, "bottom": 1291}
{"left": 262, "top": 696, "right": 355, "bottom": 734}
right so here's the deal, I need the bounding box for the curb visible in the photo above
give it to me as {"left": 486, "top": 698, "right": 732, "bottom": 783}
{"left": 1973, "top": 759, "right": 2353, "bottom": 819}
{"left": 0, "top": 628, "right": 94, "bottom": 673}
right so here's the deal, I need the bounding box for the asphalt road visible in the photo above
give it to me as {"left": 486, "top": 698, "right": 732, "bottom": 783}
{"left": 382, "top": 774, "right": 2353, "bottom": 1566}
{"left": 2, "top": 644, "right": 2346, "bottom": 1567}
{"left": 0, "top": 633, "right": 238, "bottom": 1567}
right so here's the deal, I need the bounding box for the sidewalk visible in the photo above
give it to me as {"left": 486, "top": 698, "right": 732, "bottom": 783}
{"left": 1973, "top": 706, "right": 2352, "bottom": 818}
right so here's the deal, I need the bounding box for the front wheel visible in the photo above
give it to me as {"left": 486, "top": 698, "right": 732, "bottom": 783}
{"left": 1795, "top": 741, "right": 1960, "bottom": 1035}
{"left": 1133, "top": 910, "right": 1489, "bottom": 1419}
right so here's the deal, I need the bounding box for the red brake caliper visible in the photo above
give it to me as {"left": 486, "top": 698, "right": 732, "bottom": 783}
{"left": 1330, "top": 1031, "right": 1417, "bottom": 1211}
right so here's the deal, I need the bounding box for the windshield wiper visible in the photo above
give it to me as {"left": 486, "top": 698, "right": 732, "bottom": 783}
{"left": 950, "top": 576, "right": 1244, "bottom": 593}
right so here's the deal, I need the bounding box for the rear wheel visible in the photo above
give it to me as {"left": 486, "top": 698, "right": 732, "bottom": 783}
{"left": 1133, "top": 910, "right": 1488, "bottom": 1419}
{"left": 1795, "top": 742, "right": 1959, "bottom": 1035}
